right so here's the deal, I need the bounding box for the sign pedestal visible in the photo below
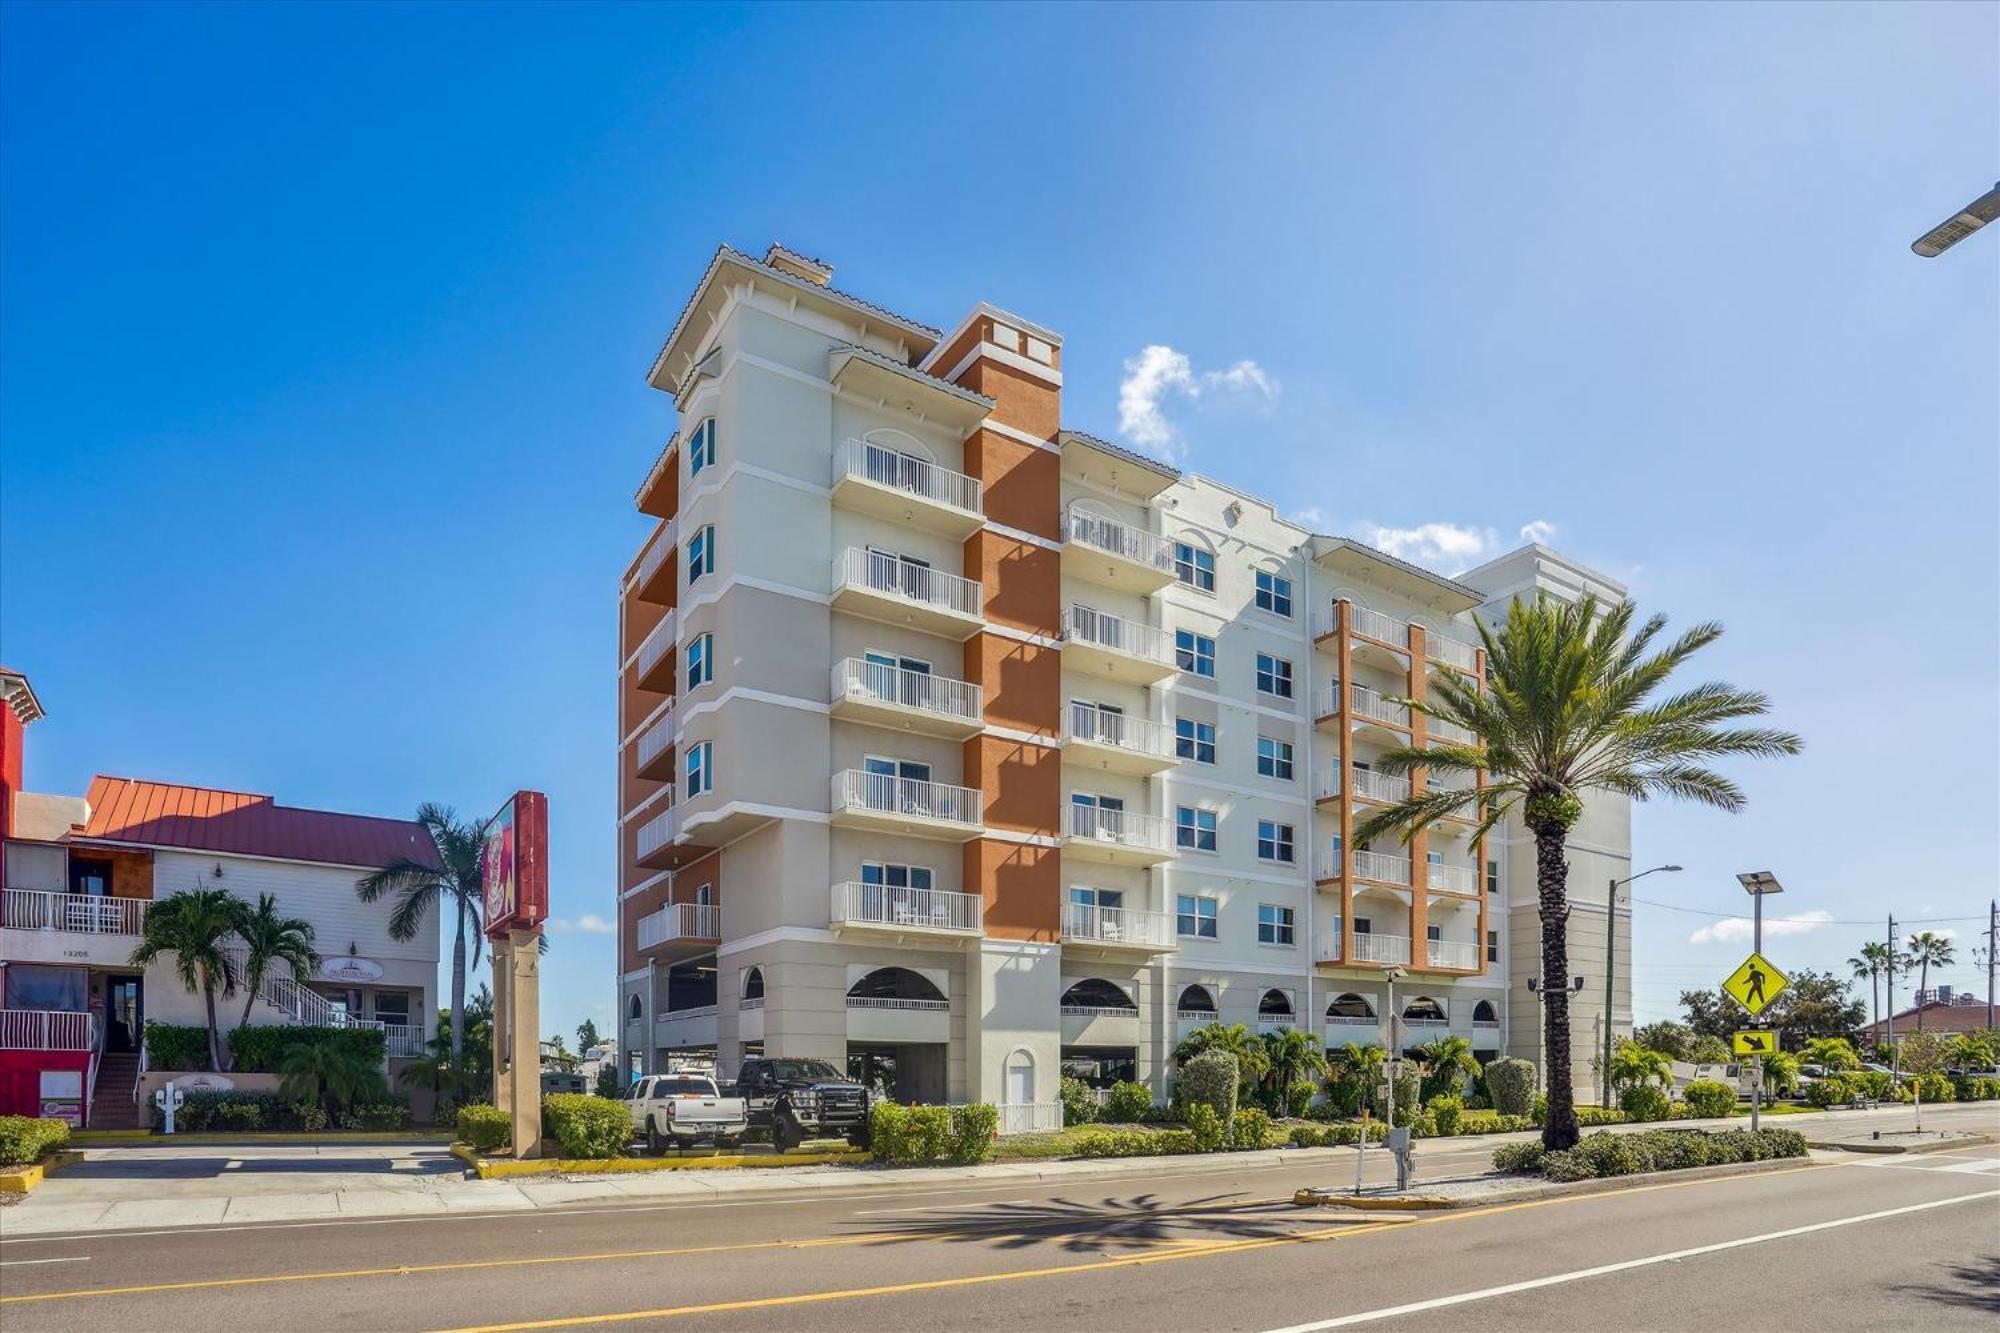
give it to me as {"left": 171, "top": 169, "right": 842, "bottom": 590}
{"left": 481, "top": 790, "right": 550, "bottom": 1160}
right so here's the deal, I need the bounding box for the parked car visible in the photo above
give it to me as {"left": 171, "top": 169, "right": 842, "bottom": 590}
{"left": 625, "top": 1072, "right": 749, "bottom": 1153}
{"left": 727, "top": 1057, "right": 872, "bottom": 1151}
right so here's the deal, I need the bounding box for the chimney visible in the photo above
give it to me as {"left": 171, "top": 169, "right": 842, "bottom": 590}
{"left": 764, "top": 244, "right": 833, "bottom": 288}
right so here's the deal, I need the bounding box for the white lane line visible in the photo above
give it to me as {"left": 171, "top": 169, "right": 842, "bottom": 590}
{"left": 852, "top": 1199, "right": 1040, "bottom": 1216}
{"left": 0, "top": 1256, "right": 91, "bottom": 1267}
{"left": 1260, "top": 1189, "right": 2000, "bottom": 1332}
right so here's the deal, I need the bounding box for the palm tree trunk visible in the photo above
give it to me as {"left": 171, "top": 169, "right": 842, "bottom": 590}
{"left": 240, "top": 963, "right": 261, "bottom": 1033}
{"left": 450, "top": 898, "right": 468, "bottom": 1061}
{"left": 202, "top": 966, "right": 228, "bottom": 1073}
{"left": 1533, "top": 823, "right": 1579, "bottom": 1150}
{"left": 1916, "top": 961, "right": 1928, "bottom": 1030}
{"left": 1870, "top": 970, "right": 1879, "bottom": 1035}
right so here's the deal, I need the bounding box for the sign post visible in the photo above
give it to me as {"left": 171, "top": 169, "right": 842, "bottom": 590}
{"left": 1728, "top": 872, "right": 1789, "bottom": 1134}
{"left": 482, "top": 791, "right": 549, "bottom": 1159}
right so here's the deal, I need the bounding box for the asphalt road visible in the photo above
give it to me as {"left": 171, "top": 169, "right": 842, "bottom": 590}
{"left": 3, "top": 1113, "right": 1995, "bottom": 1331}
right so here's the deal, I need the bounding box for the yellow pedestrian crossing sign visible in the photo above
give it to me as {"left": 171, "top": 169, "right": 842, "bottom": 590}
{"left": 1733, "top": 1030, "right": 1779, "bottom": 1057}
{"left": 1722, "top": 952, "right": 1788, "bottom": 1016}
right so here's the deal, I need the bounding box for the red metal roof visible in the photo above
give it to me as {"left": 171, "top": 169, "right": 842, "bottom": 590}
{"left": 76, "top": 776, "right": 443, "bottom": 871}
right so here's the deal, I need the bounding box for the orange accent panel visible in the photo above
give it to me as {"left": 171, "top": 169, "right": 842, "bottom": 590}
{"left": 962, "top": 733, "right": 1060, "bottom": 837}
{"left": 965, "top": 429, "right": 1061, "bottom": 542}
{"left": 622, "top": 590, "right": 669, "bottom": 664}
{"left": 963, "top": 837, "right": 1059, "bottom": 941}
{"left": 957, "top": 359, "right": 1060, "bottom": 442}
{"left": 962, "top": 633, "right": 1060, "bottom": 738}
{"left": 963, "top": 532, "right": 1061, "bottom": 638}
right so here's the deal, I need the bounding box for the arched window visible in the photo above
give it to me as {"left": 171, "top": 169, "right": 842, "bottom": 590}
{"left": 742, "top": 967, "right": 765, "bottom": 1003}
{"left": 847, "top": 967, "right": 946, "bottom": 1004}
{"left": 1257, "top": 988, "right": 1295, "bottom": 1018}
{"left": 1177, "top": 984, "right": 1217, "bottom": 1015}
{"left": 862, "top": 426, "right": 936, "bottom": 464}
{"left": 1472, "top": 999, "right": 1497, "bottom": 1024}
{"left": 1403, "top": 995, "right": 1448, "bottom": 1023}
{"left": 1326, "top": 991, "right": 1376, "bottom": 1020}
{"left": 1060, "top": 978, "right": 1137, "bottom": 1011}
{"left": 627, "top": 994, "right": 642, "bottom": 1021}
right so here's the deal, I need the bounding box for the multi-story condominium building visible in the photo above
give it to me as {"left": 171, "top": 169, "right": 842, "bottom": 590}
{"left": 615, "top": 245, "right": 1632, "bottom": 1115}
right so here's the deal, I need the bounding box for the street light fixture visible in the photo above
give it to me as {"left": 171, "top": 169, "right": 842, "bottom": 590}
{"left": 1602, "top": 864, "right": 1683, "bottom": 1106}
{"left": 1911, "top": 181, "right": 2000, "bottom": 257}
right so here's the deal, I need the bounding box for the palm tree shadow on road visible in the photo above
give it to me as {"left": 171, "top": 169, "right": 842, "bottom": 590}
{"left": 844, "top": 1190, "right": 1367, "bottom": 1255}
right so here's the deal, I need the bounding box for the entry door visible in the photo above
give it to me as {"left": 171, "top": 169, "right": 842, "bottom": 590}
{"left": 865, "top": 651, "right": 931, "bottom": 707}
{"left": 106, "top": 976, "right": 143, "bottom": 1052}
{"left": 1005, "top": 1057, "right": 1035, "bottom": 1108}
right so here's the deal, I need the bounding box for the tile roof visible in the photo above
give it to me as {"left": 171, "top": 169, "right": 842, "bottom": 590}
{"left": 76, "top": 776, "right": 443, "bottom": 872}
{"left": 830, "top": 342, "right": 997, "bottom": 410}
{"left": 1059, "top": 430, "right": 1184, "bottom": 480}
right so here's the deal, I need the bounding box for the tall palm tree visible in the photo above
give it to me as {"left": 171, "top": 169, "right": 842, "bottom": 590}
{"left": 129, "top": 888, "right": 242, "bottom": 1072}
{"left": 357, "top": 803, "right": 483, "bottom": 1060}
{"left": 1904, "top": 932, "right": 1957, "bottom": 1030}
{"left": 232, "top": 893, "right": 321, "bottom": 1030}
{"left": 1848, "top": 944, "right": 1890, "bottom": 1032}
{"left": 1353, "top": 595, "right": 1800, "bottom": 1149}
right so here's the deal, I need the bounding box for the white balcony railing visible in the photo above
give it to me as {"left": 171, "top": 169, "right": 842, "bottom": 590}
{"left": 1065, "top": 803, "right": 1173, "bottom": 853}
{"left": 998, "top": 1102, "right": 1063, "bottom": 1135}
{"left": 1473, "top": 1018, "right": 1501, "bottom": 1031}
{"left": 836, "top": 439, "right": 983, "bottom": 514}
{"left": 1427, "top": 939, "right": 1480, "bottom": 970}
{"left": 638, "top": 902, "right": 719, "bottom": 949}
{"left": 1427, "top": 633, "right": 1478, "bottom": 671}
{"left": 1352, "top": 933, "right": 1413, "bottom": 966}
{"left": 1064, "top": 702, "right": 1173, "bottom": 759}
{"left": 219, "top": 942, "right": 338, "bottom": 1028}
{"left": 381, "top": 1023, "right": 428, "bottom": 1058}
{"left": 1348, "top": 766, "right": 1412, "bottom": 804}
{"left": 846, "top": 996, "right": 949, "bottom": 1012}
{"left": 636, "top": 612, "right": 677, "bottom": 683}
{"left": 1062, "top": 901, "right": 1174, "bottom": 949}
{"left": 1062, "top": 506, "right": 1177, "bottom": 574}
{"left": 1327, "top": 1015, "right": 1380, "bottom": 1028}
{"left": 635, "top": 708, "right": 677, "bottom": 773}
{"left": 1353, "top": 849, "right": 1413, "bottom": 885}
{"left": 0, "top": 1009, "right": 95, "bottom": 1051}
{"left": 1428, "top": 717, "right": 1476, "bottom": 746}
{"left": 1061, "top": 1003, "right": 1140, "bottom": 1018}
{"left": 1349, "top": 605, "right": 1410, "bottom": 647}
{"left": 1062, "top": 605, "right": 1175, "bottom": 667}
{"left": 832, "top": 881, "right": 982, "bottom": 933}
{"left": 1349, "top": 682, "right": 1410, "bottom": 727}
{"left": 1403, "top": 1014, "right": 1450, "bottom": 1028}
{"left": 637, "top": 518, "right": 678, "bottom": 590}
{"left": 2, "top": 889, "right": 147, "bottom": 935}
{"left": 833, "top": 548, "right": 982, "bottom": 619}
{"left": 832, "top": 770, "right": 983, "bottom": 826}
{"left": 831, "top": 658, "right": 982, "bottom": 726}
{"left": 1177, "top": 1009, "right": 1220, "bottom": 1023}
{"left": 636, "top": 807, "right": 678, "bottom": 861}
{"left": 1427, "top": 860, "right": 1477, "bottom": 894}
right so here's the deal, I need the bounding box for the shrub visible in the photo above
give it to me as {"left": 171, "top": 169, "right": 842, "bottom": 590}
{"left": 949, "top": 1103, "right": 998, "bottom": 1163}
{"left": 1503, "top": 1128, "right": 1806, "bottom": 1180}
{"left": 1681, "top": 1079, "right": 1737, "bottom": 1119}
{"left": 151, "top": 1090, "right": 326, "bottom": 1133}
{"left": 1894, "top": 1073, "right": 1954, "bottom": 1104}
{"left": 1491, "top": 1140, "right": 1545, "bottom": 1173}
{"left": 229, "top": 1024, "right": 385, "bottom": 1073}
{"left": 1485, "top": 1058, "right": 1536, "bottom": 1117}
{"left": 1804, "top": 1076, "right": 1853, "bottom": 1109}
{"left": 1427, "top": 1093, "right": 1465, "bottom": 1137}
{"left": 1955, "top": 1076, "right": 2000, "bottom": 1102}
{"left": 540, "top": 1094, "right": 630, "bottom": 1159}
{"left": 1459, "top": 1111, "right": 1536, "bottom": 1135}
{"left": 1183, "top": 1101, "right": 1227, "bottom": 1152}
{"left": 1572, "top": 1133, "right": 1642, "bottom": 1177}
{"left": 1073, "top": 1126, "right": 1198, "bottom": 1158}
{"left": 144, "top": 1022, "right": 213, "bottom": 1071}
{"left": 1286, "top": 1081, "right": 1316, "bottom": 1118}
{"left": 869, "top": 1103, "right": 994, "bottom": 1164}
{"left": 335, "top": 1100, "right": 412, "bottom": 1131}
{"left": 1849, "top": 1070, "right": 1894, "bottom": 1101}
{"left": 0, "top": 1115, "right": 70, "bottom": 1165}
{"left": 1618, "top": 1085, "right": 1672, "bottom": 1123}
{"left": 1179, "top": 1050, "right": 1240, "bottom": 1126}
{"left": 1059, "top": 1076, "right": 1099, "bottom": 1127}
{"left": 1575, "top": 1106, "right": 1630, "bottom": 1127}
{"left": 457, "top": 1103, "right": 510, "bottom": 1151}
{"left": 1230, "top": 1106, "right": 1273, "bottom": 1150}
{"left": 1289, "top": 1120, "right": 1389, "bottom": 1148}
{"left": 1103, "top": 1080, "right": 1155, "bottom": 1124}
{"left": 1368, "top": 1066, "right": 1422, "bottom": 1122}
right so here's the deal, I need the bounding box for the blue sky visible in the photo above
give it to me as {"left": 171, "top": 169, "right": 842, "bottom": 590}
{"left": 3, "top": 3, "right": 1995, "bottom": 1041}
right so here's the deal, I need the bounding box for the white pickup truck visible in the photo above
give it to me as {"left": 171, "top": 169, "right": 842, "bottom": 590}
{"left": 625, "top": 1072, "right": 749, "bottom": 1153}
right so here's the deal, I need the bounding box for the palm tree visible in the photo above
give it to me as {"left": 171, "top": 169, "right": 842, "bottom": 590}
{"left": 1353, "top": 595, "right": 1800, "bottom": 1149}
{"left": 1904, "top": 932, "right": 1957, "bottom": 1029}
{"left": 130, "top": 888, "right": 242, "bottom": 1072}
{"left": 232, "top": 893, "right": 320, "bottom": 1030}
{"left": 1848, "top": 944, "right": 1890, "bottom": 1032}
{"left": 279, "top": 1038, "right": 387, "bottom": 1117}
{"left": 1261, "top": 1027, "right": 1329, "bottom": 1105}
{"left": 1606, "top": 1040, "right": 1674, "bottom": 1093}
{"left": 1802, "top": 1036, "right": 1860, "bottom": 1072}
{"left": 357, "top": 803, "right": 483, "bottom": 1061}
{"left": 1415, "top": 1035, "right": 1480, "bottom": 1096}
{"left": 1327, "top": 1042, "right": 1387, "bottom": 1115}
{"left": 1172, "top": 1021, "right": 1272, "bottom": 1083}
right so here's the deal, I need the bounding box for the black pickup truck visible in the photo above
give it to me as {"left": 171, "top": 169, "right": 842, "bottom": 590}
{"left": 727, "top": 1057, "right": 872, "bottom": 1151}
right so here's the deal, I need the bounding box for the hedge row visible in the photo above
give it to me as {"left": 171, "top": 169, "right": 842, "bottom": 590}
{"left": 0, "top": 1115, "right": 70, "bottom": 1165}
{"left": 541, "top": 1093, "right": 630, "bottom": 1159}
{"left": 149, "top": 1090, "right": 410, "bottom": 1133}
{"left": 868, "top": 1103, "right": 997, "bottom": 1164}
{"left": 143, "top": 1022, "right": 386, "bottom": 1073}
{"left": 1494, "top": 1127, "right": 1809, "bottom": 1181}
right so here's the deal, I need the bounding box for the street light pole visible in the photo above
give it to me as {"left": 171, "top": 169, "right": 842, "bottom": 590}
{"left": 1603, "top": 865, "right": 1682, "bottom": 1107}
{"left": 1735, "top": 871, "right": 1784, "bottom": 1135}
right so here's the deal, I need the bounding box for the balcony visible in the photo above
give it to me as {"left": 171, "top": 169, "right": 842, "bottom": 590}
{"left": 1352, "top": 933, "right": 1412, "bottom": 967}
{"left": 1349, "top": 605, "right": 1411, "bottom": 649}
{"left": 831, "top": 439, "right": 983, "bottom": 539}
{"left": 0, "top": 1009, "right": 95, "bottom": 1051}
{"left": 1426, "top": 860, "right": 1478, "bottom": 896}
{"left": 635, "top": 706, "right": 677, "bottom": 781}
{"left": 635, "top": 432, "right": 678, "bottom": 519}
{"left": 830, "top": 881, "right": 983, "bottom": 938}
{"left": 1315, "top": 848, "right": 1414, "bottom": 887}
{"left": 1062, "top": 804, "right": 1174, "bottom": 867}
{"left": 635, "top": 612, "right": 677, "bottom": 693}
{"left": 831, "top": 548, "right": 983, "bottom": 639}
{"left": 634, "top": 519, "right": 678, "bottom": 605}
{"left": 1427, "top": 716, "right": 1477, "bottom": 747}
{"left": 1060, "top": 506, "right": 1177, "bottom": 593}
{"left": 635, "top": 805, "right": 680, "bottom": 868}
{"left": 829, "top": 770, "right": 983, "bottom": 840}
{"left": 2, "top": 890, "right": 149, "bottom": 966}
{"left": 1317, "top": 765, "right": 1412, "bottom": 806}
{"left": 1061, "top": 901, "right": 1176, "bottom": 954}
{"left": 1426, "top": 633, "right": 1478, "bottom": 673}
{"left": 829, "top": 659, "right": 984, "bottom": 740}
{"left": 1318, "top": 680, "right": 1411, "bottom": 733}
{"left": 655, "top": 1005, "right": 719, "bottom": 1050}
{"left": 637, "top": 902, "right": 720, "bottom": 956}
{"left": 1425, "top": 938, "right": 1481, "bottom": 971}
{"left": 1061, "top": 605, "right": 1177, "bottom": 684}
{"left": 1314, "top": 605, "right": 1412, "bottom": 673}
{"left": 1062, "top": 702, "right": 1175, "bottom": 776}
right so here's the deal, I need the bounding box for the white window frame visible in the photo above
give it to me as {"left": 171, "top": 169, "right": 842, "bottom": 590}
{"left": 685, "top": 741, "right": 714, "bottom": 797}
{"left": 1256, "top": 819, "right": 1295, "bottom": 864}
{"left": 1172, "top": 540, "right": 1216, "bottom": 593}
{"left": 1255, "top": 652, "right": 1294, "bottom": 700}
{"left": 1175, "top": 893, "right": 1219, "bottom": 940}
{"left": 1256, "top": 736, "right": 1294, "bottom": 781}
{"left": 1256, "top": 904, "right": 1296, "bottom": 947}
{"left": 687, "top": 524, "right": 716, "bottom": 583}
{"left": 687, "top": 418, "right": 717, "bottom": 478}
{"left": 1175, "top": 805, "right": 1218, "bottom": 853}
{"left": 686, "top": 632, "right": 714, "bottom": 690}
{"left": 1175, "top": 629, "right": 1216, "bottom": 678}
{"left": 1254, "top": 569, "right": 1293, "bottom": 618}
{"left": 1175, "top": 716, "right": 1216, "bottom": 764}
{"left": 860, "top": 861, "right": 936, "bottom": 891}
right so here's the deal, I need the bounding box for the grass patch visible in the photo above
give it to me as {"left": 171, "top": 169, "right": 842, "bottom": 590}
{"left": 1728, "top": 1103, "right": 1815, "bottom": 1116}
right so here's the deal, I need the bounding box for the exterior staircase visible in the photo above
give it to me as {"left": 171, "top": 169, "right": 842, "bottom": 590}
{"left": 90, "top": 1051, "right": 143, "bottom": 1129}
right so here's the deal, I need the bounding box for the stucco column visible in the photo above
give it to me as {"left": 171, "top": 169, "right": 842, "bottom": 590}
{"left": 508, "top": 927, "right": 544, "bottom": 1158}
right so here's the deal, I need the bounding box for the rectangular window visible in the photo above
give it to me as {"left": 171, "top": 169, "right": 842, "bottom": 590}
{"left": 1175, "top": 805, "right": 1218, "bottom": 853}
{"left": 1175, "top": 629, "right": 1215, "bottom": 677}
{"left": 686, "top": 632, "right": 714, "bottom": 690}
{"left": 1175, "top": 716, "right": 1216, "bottom": 764}
{"left": 687, "top": 525, "right": 716, "bottom": 583}
{"left": 1487, "top": 929, "right": 1500, "bottom": 963}
{"left": 1069, "top": 885, "right": 1124, "bottom": 910}
{"left": 1486, "top": 860, "right": 1500, "bottom": 895}
{"left": 1254, "top": 570, "right": 1293, "bottom": 618}
{"left": 1255, "top": 653, "right": 1294, "bottom": 699}
{"left": 1426, "top": 923, "right": 1442, "bottom": 943}
{"left": 1353, "top": 916, "right": 1371, "bottom": 934}
{"left": 687, "top": 418, "right": 716, "bottom": 477}
{"left": 1256, "top": 819, "right": 1295, "bottom": 864}
{"left": 1257, "top": 904, "right": 1296, "bottom": 946}
{"left": 1173, "top": 542, "right": 1215, "bottom": 592}
{"left": 685, "top": 741, "right": 714, "bottom": 797}
{"left": 1175, "top": 894, "right": 1219, "bottom": 939}
{"left": 1256, "top": 736, "right": 1294, "bottom": 780}
{"left": 860, "top": 862, "right": 935, "bottom": 891}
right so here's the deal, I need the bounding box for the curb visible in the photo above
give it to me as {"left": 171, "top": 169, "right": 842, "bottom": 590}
{"left": 1292, "top": 1153, "right": 1824, "bottom": 1210}
{"left": 451, "top": 1143, "right": 873, "bottom": 1179}
{"left": 71, "top": 1130, "right": 454, "bottom": 1145}
{"left": 1808, "top": 1132, "right": 1997, "bottom": 1156}
{"left": 0, "top": 1151, "right": 84, "bottom": 1195}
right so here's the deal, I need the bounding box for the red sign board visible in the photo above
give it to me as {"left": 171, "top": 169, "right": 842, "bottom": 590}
{"left": 481, "top": 791, "right": 548, "bottom": 937}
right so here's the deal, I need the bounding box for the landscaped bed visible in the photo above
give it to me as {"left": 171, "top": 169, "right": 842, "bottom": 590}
{"left": 1492, "top": 1127, "right": 1810, "bottom": 1181}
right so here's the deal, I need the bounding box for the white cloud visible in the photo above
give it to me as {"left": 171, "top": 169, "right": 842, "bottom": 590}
{"left": 1688, "top": 909, "right": 1833, "bottom": 945}
{"left": 1117, "top": 344, "right": 1277, "bottom": 459}
{"left": 546, "top": 913, "right": 614, "bottom": 935}
{"left": 1519, "top": 519, "right": 1558, "bottom": 545}
{"left": 1350, "top": 516, "right": 1562, "bottom": 575}
{"left": 1289, "top": 505, "right": 1325, "bottom": 528}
